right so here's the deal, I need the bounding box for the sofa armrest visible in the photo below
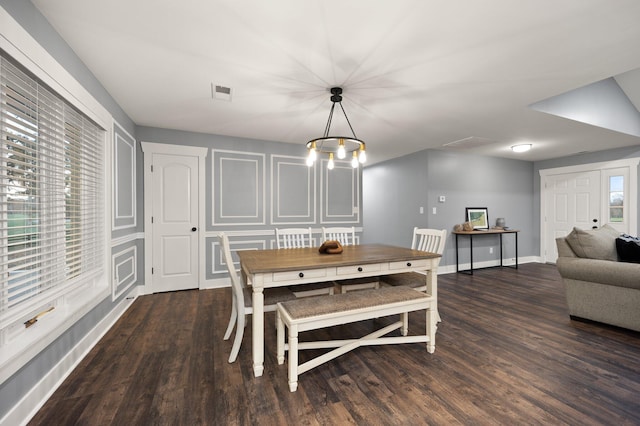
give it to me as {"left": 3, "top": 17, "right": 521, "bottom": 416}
{"left": 556, "top": 256, "right": 640, "bottom": 290}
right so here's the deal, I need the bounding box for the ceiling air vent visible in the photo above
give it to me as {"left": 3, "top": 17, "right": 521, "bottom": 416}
{"left": 211, "top": 84, "right": 232, "bottom": 101}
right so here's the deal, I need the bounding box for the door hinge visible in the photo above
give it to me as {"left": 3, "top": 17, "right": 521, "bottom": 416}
{"left": 151, "top": 216, "right": 154, "bottom": 224}
{"left": 152, "top": 267, "right": 154, "bottom": 274}
{"left": 151, "top": 164, "right": 153, "bottom": 172}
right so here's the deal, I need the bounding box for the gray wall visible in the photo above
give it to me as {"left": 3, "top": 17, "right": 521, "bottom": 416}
{"left": 363, "top": 149, "right": 534, "bottom": 267}
{"left": 136, "top": 126, "right": 363, "bottom": 280}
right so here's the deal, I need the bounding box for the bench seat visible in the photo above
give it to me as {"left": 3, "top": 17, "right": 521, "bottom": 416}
{"left": 276, "top": 286, "right": 436, "bottom": 392}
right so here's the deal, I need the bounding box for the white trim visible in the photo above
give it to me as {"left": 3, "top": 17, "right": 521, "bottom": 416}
{"left": 211, "top": 149, "right": 266, "bottom": 226}
{"left": 270, "top": 154, "right": 317, "bottom": 225}
{"left": 112, "top": 246, "right": 138, "bottom": 301}
{"left": 539, "top": 158, "right": 639, "bottom": 262}
{"left": 111, "top": 232, "right": 144, "bottom": 248}
{"left": 140, "top": 142, "right": 208, "bottom": 294}
{"left": 0, "top": 286, "right": 139, "bottom": 426}
{"left": 112, "top": 121, "right": 137, "bottom": 230}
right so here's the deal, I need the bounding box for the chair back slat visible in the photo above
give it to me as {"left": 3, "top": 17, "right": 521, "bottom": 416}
{"left": 322, "top": 226, "right": 356, "bottom": 246}
{"left": 275, "top": 227, "right": 313, "bottom": 248}
{"left": 411, "top": 227, "right": 447, "bottom": 256}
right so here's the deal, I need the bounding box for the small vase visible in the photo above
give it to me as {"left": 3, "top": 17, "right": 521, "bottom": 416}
{"left": 496, "top": 218, "right": 506, "bottom": 228}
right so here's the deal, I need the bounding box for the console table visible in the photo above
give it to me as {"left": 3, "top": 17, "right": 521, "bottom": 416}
{"left": 453, "top": 229, "right": 519, "bottom": 274}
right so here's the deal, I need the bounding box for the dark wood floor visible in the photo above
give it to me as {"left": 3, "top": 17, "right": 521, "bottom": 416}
{"left": 29, "top": 263, "right": 640, "bottom": 425}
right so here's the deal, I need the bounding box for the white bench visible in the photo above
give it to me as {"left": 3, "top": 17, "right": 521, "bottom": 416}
{"left": 276, "top": 286, "right": 437, "bottom": 392}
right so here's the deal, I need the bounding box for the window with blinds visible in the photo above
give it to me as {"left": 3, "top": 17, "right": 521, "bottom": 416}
{"left": 0, "top": 53, "right": 105, "bottom": 333}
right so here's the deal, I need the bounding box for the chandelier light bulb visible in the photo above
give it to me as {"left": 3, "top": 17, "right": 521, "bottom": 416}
{"left": 327, "top": 152, "right": 335, "bottom": 170}
{"left": 337, "top": 139, "right": 346, "bottom": 159}
{"left": 358, "top": 145, "right": 367, "bottom": 163}
{"left": 351, "top": 151, "right": 359, "bottom": 168}
{"left": 306, "top": 155, "right": 314, "bottom": 167}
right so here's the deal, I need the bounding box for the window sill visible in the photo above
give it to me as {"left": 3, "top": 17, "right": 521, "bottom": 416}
{"left": 0, "top": 283, "right": 110, "bottom": 384}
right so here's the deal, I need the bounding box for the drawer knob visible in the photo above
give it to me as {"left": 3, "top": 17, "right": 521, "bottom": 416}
{"left": 298, "top": 272, "right": 304, "bottom": 278}
{"left": 357, "top": 267, "right": 363, "bottom": 272}
{"left": 406, "top": 262, "right": 412, "bottom": 267}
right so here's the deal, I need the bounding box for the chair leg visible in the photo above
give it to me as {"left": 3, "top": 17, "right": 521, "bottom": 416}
{"left": 223, "top": 294, "right": 237, "bottom": 340}
{"left": 228, "top": 309, "right": 246, "bottom": 363}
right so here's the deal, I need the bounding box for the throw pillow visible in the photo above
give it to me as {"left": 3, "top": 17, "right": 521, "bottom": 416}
{"left": 565, "top": 224, "right": 620, "bottom": 261}
{"left": 616, "top": 234, "right": 640, "bottom": 263}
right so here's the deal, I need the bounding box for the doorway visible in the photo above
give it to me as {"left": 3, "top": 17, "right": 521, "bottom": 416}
{"left": 540, "top": 159, "right": 638, "bottom": 263}
{"left": 141, "top": 142, "right": 208, "bottom": 293}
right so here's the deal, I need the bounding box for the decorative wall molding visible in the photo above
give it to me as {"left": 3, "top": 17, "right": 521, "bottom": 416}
{"left": 270, "top": 155, "right": 316, "bottom": 224}
{"left": 212, "top": 149, "right": 266, "bottom": 226}
{"left": 112, "top": 121, "right": 137, "bottom": 230}
{"left": 112, "top": 246, "right": 137, "bottom": 301}
{"left": 210, "top": 238, "right": 267, "bottom": 275}
{"left": 320, "top": 159, "right": 360, "bottom": 223}
{"left": 111, "top": 232, "right": 144, "bottom": 248}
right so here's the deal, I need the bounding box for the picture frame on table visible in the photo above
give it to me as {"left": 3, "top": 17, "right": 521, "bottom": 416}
{"left": 466, "top": 207, "right": 489, "bottom": 230}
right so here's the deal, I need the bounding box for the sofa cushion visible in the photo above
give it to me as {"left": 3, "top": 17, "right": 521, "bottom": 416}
{"left": 565, "top": 224, "right": 619, "bottom": 261}
{"left": 616, "top": 234, "right": 640, "bottom": 263}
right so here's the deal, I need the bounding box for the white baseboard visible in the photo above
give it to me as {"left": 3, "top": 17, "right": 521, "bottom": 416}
{"left": 437, "top": 256, "right": 541, "bottom": 275}
{"left": 1, "top": 286, "right": 141, "bottom": 426}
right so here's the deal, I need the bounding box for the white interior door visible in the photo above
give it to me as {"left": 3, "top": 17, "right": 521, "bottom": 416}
{"left": 543, "top": 170, "right": 600, "bottom": 263}
{"left": 151, "top": 153, "right": 199, "bottom": 292}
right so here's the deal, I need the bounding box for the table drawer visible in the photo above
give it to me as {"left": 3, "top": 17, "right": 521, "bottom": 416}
{"left": 388, "top": 259, "right": 429, "bottom": 271}
{"left": 336, "top": 263, "right": 381, "bottom": 276}
{"left": 272, "top": 268, "right": 328, "bottom": 282}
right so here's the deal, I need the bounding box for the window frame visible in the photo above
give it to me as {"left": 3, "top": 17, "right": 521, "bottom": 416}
{"left": 0, "top": 8, "right": 112, "bottom": 383}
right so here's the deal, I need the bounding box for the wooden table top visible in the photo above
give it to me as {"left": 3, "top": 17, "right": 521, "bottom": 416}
{"left": 237, "top": 243, "right": 441, "bottom": 274}
{"left": 453, "top": 229, "right": 519, "bottom": 235}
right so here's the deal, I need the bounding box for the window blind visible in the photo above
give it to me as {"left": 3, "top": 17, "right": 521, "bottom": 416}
{"left": 0, "top": 54, "right": 105, "bottom": 330}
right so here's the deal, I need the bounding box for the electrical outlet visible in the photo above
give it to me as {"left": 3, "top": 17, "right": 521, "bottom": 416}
{"left": 489, "top": 247, "right": 494, "bottom": 254}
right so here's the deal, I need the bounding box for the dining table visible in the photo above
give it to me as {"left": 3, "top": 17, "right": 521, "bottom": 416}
{"left": 237, "top": 243, "right": 442, "bottom": 377}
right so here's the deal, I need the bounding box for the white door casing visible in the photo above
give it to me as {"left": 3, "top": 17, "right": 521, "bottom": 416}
{"left": 540, "top": 158, "right": 639, "bottom": 264}
{"left": 141, "top": 142, "right": 208, "bottom": 294}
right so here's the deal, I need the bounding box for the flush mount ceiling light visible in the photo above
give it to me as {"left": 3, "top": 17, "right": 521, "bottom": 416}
{"left": 306, "top": 87, "right": 366, "bottom": 169}
{"left": 511, "top": 143, "right": 532, "bottom": 153}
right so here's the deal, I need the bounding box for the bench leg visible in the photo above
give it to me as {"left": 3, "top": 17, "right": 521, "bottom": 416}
{"left": 288, "top": 324, "right": 299, "bottom": 392}
{"left": 277, "top": 310, "right": 285, "bottom": 365}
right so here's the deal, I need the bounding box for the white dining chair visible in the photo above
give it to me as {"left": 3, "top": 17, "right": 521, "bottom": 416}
{"left": 322, "top": 226, "right": 380, "bottom": 293}
{"left": 220, "top": 232, "right": 297, "bottom": 363}
{"left": 275, "top": 228, "right": 335, "bottom": 297}
{"left": 275, "top": 227, "right": 314, "bottom": 249}
{"left": 380, "top": 228, "right": 447, "bottom": 292}
{"left": 321, "top": 226, "right": 357, "bottom": 246}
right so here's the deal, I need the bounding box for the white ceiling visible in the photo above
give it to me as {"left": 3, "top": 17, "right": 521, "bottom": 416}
{"left": 31, "top": 0, "right": 640, "bottom": 165}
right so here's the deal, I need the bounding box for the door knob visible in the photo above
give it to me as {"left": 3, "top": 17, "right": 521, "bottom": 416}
{"left": 191, "top": 227, "right": 197, "bottom": 232}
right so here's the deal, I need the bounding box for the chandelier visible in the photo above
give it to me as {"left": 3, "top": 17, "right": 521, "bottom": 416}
{"left": 306, "top": 87, "right": 366, "bottom": 169}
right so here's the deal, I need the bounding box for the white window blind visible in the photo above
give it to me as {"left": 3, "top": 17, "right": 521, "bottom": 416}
{"left": 0, "top": 54, "right": 105, "bottom": 331}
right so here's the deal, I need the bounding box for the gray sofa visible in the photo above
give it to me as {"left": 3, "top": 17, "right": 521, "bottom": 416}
{"left": 555, "top": 224, "right": 640, "bottom": 332}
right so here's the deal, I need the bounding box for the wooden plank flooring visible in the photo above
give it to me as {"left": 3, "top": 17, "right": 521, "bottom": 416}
{"left": 29, "top": 263, "right": 640, "bottom": 425}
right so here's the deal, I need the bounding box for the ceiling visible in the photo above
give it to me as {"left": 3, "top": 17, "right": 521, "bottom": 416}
{"left": 30, "top": 0, "right": 640, "bottom": 165}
